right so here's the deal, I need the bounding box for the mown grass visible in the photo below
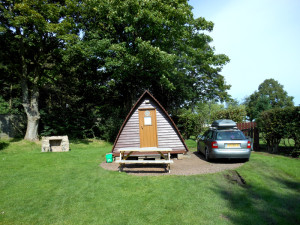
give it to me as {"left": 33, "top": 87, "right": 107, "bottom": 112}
{"left": 0, "top": 139, "right": 299, "bottom": 225}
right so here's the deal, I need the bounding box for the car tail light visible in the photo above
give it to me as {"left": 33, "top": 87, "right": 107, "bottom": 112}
{"left": 212, "top": 141, "right": 218, "bottom": 149}
{"left": 247, "top": 141, "right": 251, "bottom": 149}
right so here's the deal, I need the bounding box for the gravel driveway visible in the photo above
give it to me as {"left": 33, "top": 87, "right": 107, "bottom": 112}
{"left": 100, "top": 151, "right": 245, "bottom": 176}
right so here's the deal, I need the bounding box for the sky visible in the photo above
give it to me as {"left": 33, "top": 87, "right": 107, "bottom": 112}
{"left": 188, "top": 0, "right": 300, "bottom": 105}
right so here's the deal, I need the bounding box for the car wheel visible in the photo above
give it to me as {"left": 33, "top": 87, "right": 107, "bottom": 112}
{"left": 205, "top": 148, "right": 210, "bottom": 162}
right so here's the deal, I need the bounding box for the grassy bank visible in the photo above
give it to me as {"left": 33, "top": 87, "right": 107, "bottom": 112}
{"left": 0, "top": 139, "right": 299, "bottom": 224}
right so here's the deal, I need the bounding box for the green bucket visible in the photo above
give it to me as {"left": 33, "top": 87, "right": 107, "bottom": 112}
{"left": 106, "top": 153, "right": 113, "bottom": 163}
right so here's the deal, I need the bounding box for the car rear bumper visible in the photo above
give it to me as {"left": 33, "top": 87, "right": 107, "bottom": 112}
{"left": 209, "top": 148, "right": 251, "bottom": 159}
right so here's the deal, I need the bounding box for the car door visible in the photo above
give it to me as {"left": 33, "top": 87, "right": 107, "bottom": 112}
{"left": 204, "top": 130, "right": 214, "bottom": 152}
{"left": 198, "top": 130, "right": 210, "bottom": 154}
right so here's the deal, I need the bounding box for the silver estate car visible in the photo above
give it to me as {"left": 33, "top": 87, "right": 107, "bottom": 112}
{"left": 197, "top": 120, "right": 251, "bottom": 161}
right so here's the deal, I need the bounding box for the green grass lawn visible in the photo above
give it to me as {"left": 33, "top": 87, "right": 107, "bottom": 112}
{"left": 0, "top": 139, "right": 299, "bottom": 225}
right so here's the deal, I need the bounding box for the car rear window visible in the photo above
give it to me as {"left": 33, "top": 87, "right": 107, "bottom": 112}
{"left": 216, "top": 131, "right": 246, "bottom": 140}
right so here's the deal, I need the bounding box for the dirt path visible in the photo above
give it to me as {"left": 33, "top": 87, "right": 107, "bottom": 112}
{"left": 100, "top": 152, "right": 245, "bottom": 176}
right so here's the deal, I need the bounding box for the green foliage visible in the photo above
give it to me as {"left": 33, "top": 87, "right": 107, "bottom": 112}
{"left": 212, "top": 104, "right": 247, "bottom": 123}
{"left": 0, "top": 96, "right": 9, "bottom": 114}
{"left": 1, "top": 0, "right": 231, "bottom": 141}
{"left": 0, "top": 95, "right": 23, "bottom": 115}
{"left": 176, "top": 101, "right": 246, "bottom": 139}
{"left": 245, "top": 92, "right": 272, "bottom": 121}
{"left": 245, "top": 79, "right": 294, "bottom": 121}
{"left": 1, "top": 0, "right": 80, "bottom": 140}
{"left": 195, "top": 101, "right": 224, "bottom": 124}
{"left": 177, "top": 108, "right": 205, "bottom": 139}
{"left": 257, "top": 106, "right": 300, "bottom": 154}
{"left": 76, "top": 0, "right": 231, "bottom": 110}
{"left": 257, "top": 79, "right": 294, "bottom": 108}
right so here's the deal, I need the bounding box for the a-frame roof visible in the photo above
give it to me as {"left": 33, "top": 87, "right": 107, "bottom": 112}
{"left": 112, "top": 90, "right": 189, "bottom": 152}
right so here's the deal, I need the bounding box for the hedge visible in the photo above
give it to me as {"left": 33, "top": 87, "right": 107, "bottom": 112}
{"left": 257, "top": 106, "right": 300, "bottom": 154}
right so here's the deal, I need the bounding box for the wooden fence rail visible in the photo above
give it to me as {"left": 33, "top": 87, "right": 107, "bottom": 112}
{"left": 237, "top": 122, "right": 259, "bottom": 150}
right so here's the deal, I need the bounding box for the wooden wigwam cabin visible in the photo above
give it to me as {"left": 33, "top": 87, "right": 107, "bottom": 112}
{"left": 112, "top": 90, "right": 189, "bottom": 158}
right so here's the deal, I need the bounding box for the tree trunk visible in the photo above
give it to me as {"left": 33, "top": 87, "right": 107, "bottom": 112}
{"left": 20, "top": 51, "right": 40, "bottom": 140}
{"left": 18, "top": 28, "right": 40, "bottom": 141}
{"left": 24, "top": 114, "right": 39, "bottom": 140}
{"left": 22, "top": 81, "right": 40, "bottom": 141}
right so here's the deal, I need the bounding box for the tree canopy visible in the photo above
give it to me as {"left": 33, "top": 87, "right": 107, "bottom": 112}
{"left": 1, "top": 0, "right": 231, "bottom": 141}
{"left": 0, "top": 0, "right": 78, "bottom": 140}
{"left": 245, "top": 79, "right": 294, "bottom": 121}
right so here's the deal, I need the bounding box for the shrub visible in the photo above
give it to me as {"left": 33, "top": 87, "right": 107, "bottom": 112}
{"left": 257, "top": 106, "right": 300, "bottom": 154}
{"left": 177, "top": 109, "right": 205, "bottom": 139}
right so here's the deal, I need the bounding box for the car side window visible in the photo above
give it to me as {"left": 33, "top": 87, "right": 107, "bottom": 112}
{"left": 203, "top": 130, "right": 209, "bottom": 139}
{"left": 206, "top": 131, "right": 213, "bottom": 140}
{"left": 212, "top": 131, "right": 217, "bottom": 139}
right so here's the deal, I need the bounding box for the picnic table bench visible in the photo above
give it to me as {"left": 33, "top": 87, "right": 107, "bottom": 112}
{"left": 115, "top": 147, "right": 174, "bottom": 173}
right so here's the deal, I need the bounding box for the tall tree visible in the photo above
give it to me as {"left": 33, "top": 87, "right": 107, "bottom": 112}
{"left": 245, "top": 78, "right": 294, "bottom": 121}
{"left": 77, "top": 0, "right": 231, "bottom": 113}
{"left": 0, "top": 0, "right": 78, "bottom": 140}
{"left": 1, "top": 0, "right": 231, "bottom": 141}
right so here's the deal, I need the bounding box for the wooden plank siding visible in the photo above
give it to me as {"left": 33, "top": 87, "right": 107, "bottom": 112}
{"left": 113, "top": 92, "right": 188, "bottom": 154}
{"left": 237, "top": 122, "right": 260, "bottom": 151}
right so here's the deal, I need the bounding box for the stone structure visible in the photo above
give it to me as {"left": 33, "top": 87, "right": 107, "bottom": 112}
{"left": 0, "top": 114, "right": 24, "bottom": 138}
{"left": 42, "top": 136, "right": 69, "bottom": 152}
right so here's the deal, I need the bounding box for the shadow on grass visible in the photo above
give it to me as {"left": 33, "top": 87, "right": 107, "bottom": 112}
{"left": 271, "top": 176, "right": 300, "bottom": 193}
{"left": 213, "top": 173, "right": 300, "bottom": 224}
{"left": 70, "top": 139, "right": 93, "bottom": 145}
{"left": 258, "top": 143, "right": 299, "bottom": 158}
{"left": 0, "top": 141, "right": 9, "bottom": 151}
{"left": 9, "top": 137, "right": 23, "bottom": 143}
{"left": 120, "top": 164, "right": 169, "bottom": 174}
{"left": 192, "top": 151, "right": 247, "bottom": 164}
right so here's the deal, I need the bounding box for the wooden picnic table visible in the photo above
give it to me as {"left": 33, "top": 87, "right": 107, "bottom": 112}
{"left": 115, "top": 147, "right": 174, "bottom": 173}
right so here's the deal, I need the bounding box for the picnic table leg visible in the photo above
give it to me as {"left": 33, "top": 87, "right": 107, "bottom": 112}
{"left": 168, "top": 152, "right": 171, "bottom": 173}
{"left": 123, "top": 151, "right": 133, "bottom": 160}
{"left": 119, "top": 163, "right": 125, "bottom": 172}
{"left": 119, "top": 152, "right": 122, "bottom": 172}
{"left": 158, "top": 151, "right": 168, "bottom": 160}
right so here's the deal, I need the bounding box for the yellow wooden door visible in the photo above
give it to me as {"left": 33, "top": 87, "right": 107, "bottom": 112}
{"left": 139, "top": 109, "right": 158, "bottom": 147}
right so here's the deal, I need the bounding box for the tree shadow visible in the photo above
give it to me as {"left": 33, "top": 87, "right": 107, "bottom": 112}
{"left": 0, "top": 141, "right": 9, "bottom": 151}
{"left": 9, "top": 137, "right": 23, "bottom": 143}
{"left": 270, "top": 176, "right": 300, "bottom": 193}
{"left": 212, "top": 172, "right": 300, "bottom": 224}
{"left": 70, "top": 139, "right": 93, "bottom": 145}
{"left": 258, "top": 143, "right": 298, "bottom": 158}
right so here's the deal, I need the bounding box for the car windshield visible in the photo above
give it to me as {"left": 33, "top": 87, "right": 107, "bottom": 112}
{"left": 216, "top": 131, "right": 246, "bottom": 140}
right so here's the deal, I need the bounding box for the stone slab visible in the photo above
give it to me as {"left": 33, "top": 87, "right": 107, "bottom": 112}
{"left": 41, "top": 136, "right": 69, "bottom": 152}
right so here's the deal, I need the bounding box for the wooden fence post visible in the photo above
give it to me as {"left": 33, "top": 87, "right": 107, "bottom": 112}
{"left": 237, "top": 122, "right": 260, "bottom": 151}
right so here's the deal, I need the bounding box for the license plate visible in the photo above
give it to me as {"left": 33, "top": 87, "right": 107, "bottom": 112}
{"left": 226, "top": 143, "right": 240, "bottom": 148}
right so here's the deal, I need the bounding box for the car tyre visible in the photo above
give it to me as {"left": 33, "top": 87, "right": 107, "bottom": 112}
{"left": 205, "top": 148, "right": 210, "bottom": 162}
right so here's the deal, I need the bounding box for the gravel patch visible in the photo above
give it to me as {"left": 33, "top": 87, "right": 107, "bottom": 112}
{"left": 100, "top": 151, "right": 245, "bottom": 176}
